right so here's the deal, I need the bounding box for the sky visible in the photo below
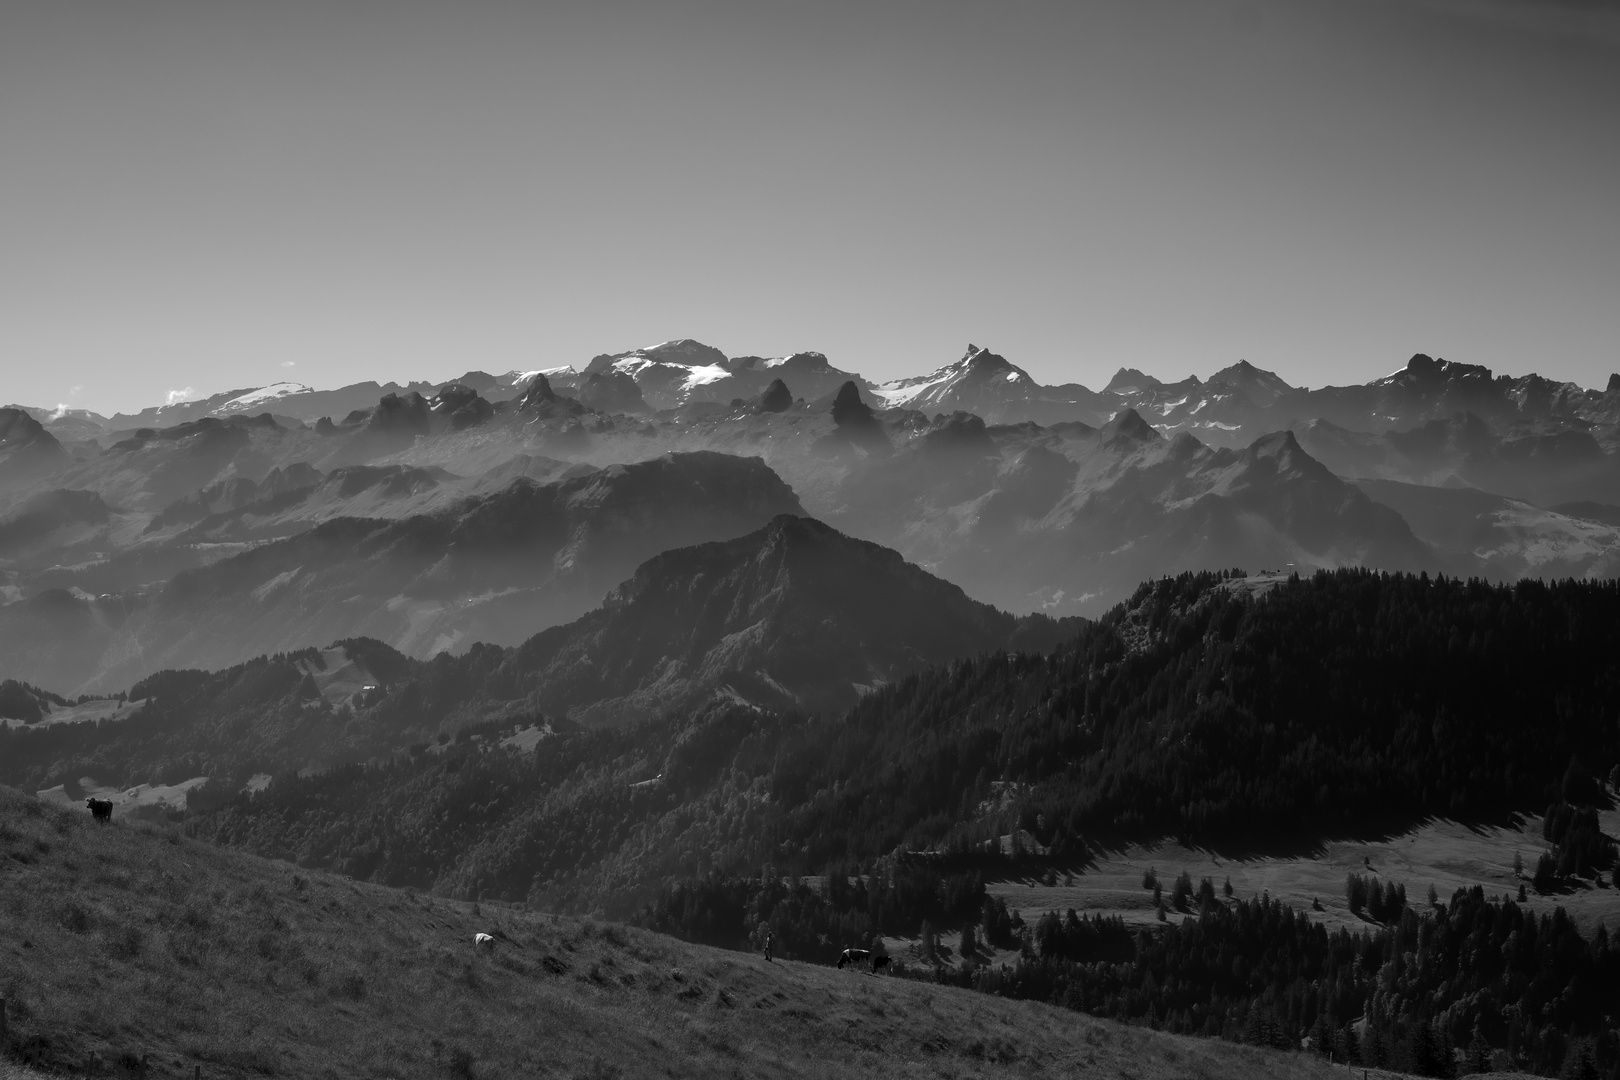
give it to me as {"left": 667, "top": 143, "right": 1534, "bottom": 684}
{"left": 2, "top": 0, "right": 1618, "bottom": 416}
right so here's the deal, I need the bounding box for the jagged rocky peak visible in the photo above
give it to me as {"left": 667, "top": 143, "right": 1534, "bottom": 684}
{"left": 0, "top": 407, "right": 67, "bottom": 454}
{"left": 755, "top": 378, "right": 793, "bottom": 413}
{"left": 365, "top": 391, "right": 432, "bottom": 434}
{"left": 1607, "top": 373, "right": 1620, "bottom": 395}
{"left": 1209, "top": 358, "right": 1295, "bottom": 396}
{"left": 961, "top": 343, "right": 999, "bottom": 366}
{"left": 517, "top": 373, "right": 557, "bottom": 407}
{"left": 1247, "top": 428, "right": 1306, "bottom": 460}
{"left": 1392, "top": 353, "right": 1494, "bottom": 384}
{"left": 432, "top": 383, "right": 481, "bottom": 410}
{"left": 831, "top": 381, "right": 874, "bottom": 424}
{"left": 1104, "top": 367, "right": 1161, "bottom": 395}
{"left": 957, "top": 344, "right": 1026, "bottom": 381}
{"left": 431, "top": 383, "right": 494, "bottom": 430}
{"left": 1101, "top": 408, "right": 1161, "bottom": 445}
{"left": 824, "top": 381, "right": 889, "bottom": 452}
{"left": 1234, "top": 429, "right": 1338, "bottom": 485}
{"left": 1197, "top": 359, "right": 1297, "bottom": 410}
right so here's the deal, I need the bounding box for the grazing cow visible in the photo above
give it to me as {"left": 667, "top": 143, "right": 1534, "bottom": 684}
{"left": 85, "top": 798, "right": 113, "bottom": 823}
{"left": 474, "top": 932, "right": 495, "bottom": 949}
{"left": 869, "top": 955, "right": 891, "bottom": 975}
{"left": 836, "top": 948, "right": 870, "bottom": 970}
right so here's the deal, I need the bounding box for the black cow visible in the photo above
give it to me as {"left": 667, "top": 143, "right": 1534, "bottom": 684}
{"left": 837, "top": 948, "right": 870, "bottom": 970}
{"left": 86, "top": 798, "right": 113, "bottom": 823}
{"left": 870, "top": 955, "right": 891, "bottom": 975}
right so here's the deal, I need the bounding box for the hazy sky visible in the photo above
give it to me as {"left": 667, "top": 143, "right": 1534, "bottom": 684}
{"left": 3, "top": 0, "right": 1618, "bottom": 415}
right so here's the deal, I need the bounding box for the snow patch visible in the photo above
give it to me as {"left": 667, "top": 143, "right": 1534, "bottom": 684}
{"left": 872, "top": 368, "right": 957, "bottom": 406}
{"left": 215, "top": 382, "right": 313, "bottom": 413}
{"left": 682, "top": 364, "right": 731, "bottom": 388}
{"left": 511, "top": 365, "right": 577, "bottom": 383}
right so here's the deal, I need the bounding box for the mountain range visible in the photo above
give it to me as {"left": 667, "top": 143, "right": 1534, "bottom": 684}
{"left": 6, "top": 339, "right": 1620, "bottom": 698}
{"left": 17, "top": 341, "right": 1620, "bottom": 453}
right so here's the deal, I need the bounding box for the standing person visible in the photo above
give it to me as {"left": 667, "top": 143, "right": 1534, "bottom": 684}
{"left": 763, "top": 927, "right": 774, "bottom": 963}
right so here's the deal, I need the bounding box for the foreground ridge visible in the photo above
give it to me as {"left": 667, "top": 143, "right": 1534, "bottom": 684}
{"left": 0, "top": 784, "right": 1352, "bottom": 1080}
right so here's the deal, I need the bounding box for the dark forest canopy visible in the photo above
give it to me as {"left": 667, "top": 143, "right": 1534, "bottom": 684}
{"left": 752, "top": 568, "right": 1620, "bottom": 866}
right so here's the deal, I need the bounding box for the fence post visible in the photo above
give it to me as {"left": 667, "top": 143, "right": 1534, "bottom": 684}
{"left": 0, "top": 997, "right": 7, "bottom": 1047}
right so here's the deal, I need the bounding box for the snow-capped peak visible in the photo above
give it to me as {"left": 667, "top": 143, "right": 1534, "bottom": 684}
{"left": 505, "top": 365, "right": 577, "bottom": 386}
{"left": 213, "top": 382, "right": 314, "bottom": 414}
{"left": 872, "top": 345, "right": 1030, "bottom": 408}
{"left": 628, "top": 339, "right": 729, "bottom": 368}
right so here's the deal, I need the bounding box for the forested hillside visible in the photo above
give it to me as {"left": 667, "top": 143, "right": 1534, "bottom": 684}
{"left": 746, "top": 569, "right": 1620, "bottom": 864}
{"left": 641, "top": 872, "right": 1620, "bottom": 1078}
{"left": 121, "top": 570, "right": 1620, "bottom": 918}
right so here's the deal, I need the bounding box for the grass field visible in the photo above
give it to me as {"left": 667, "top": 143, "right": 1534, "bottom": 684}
{"left": 0, "top": 698, "right": 143, "bottom": 731}
{"left": 983, "top": 812, "right": 1620, "bottom": 940}
{"left": 0, "top": 783, "right": 1432, "bottom": 1080}
{"left": 34, "top": 776, "right": 210, "bottom": 822}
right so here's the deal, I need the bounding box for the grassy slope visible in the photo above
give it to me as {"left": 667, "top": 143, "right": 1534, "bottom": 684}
{"left": 3, "top": 785, "right": 1374, "bottom": 1080}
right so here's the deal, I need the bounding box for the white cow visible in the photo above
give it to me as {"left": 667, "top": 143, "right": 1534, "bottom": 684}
{"left": 474, "top": 932, "right": 495, "bottom": 949}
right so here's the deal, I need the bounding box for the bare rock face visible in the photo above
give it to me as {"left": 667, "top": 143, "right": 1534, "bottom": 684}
{"left": 431, "top": 383, "right": 494, "bottom": 431}
{"left": 1099, "top": 408, "right": 1161, "bottom": 447}
{"left": 363, "top": 392, "right": 433, "bottom": 446}
{"left": 577, "top": 370, "right": 647, "bottom": 415}
{"left": 756, "top": 378, "right": 793, "bottom": 414}
{"left": 825, "top": 381, "right": 889, "bottom": 453}
{"left": 517, "top": 373, "right": 558, "bottom": 408}
{"left": 0, "top": 407, "right": 71, "bottom": 491}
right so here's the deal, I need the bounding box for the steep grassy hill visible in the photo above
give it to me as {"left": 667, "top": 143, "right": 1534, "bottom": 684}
{"left": 0, "top": 786, "right": 1356, "bottom": 1080}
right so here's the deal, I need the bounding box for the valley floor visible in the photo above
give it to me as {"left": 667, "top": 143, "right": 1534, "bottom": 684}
{"left": 976, "top": 812, "right": 1620, "bottom": 945}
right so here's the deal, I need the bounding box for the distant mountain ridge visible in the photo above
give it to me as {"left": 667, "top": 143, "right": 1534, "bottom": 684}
{"left": 0, "top": 451, "right": 803, "bottom": 694}
{"left": 493, "top": 514, "right": 1078, "bottom": 723}
{"left": 0, "top": 512, "right": 1081, "bottom": 776}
